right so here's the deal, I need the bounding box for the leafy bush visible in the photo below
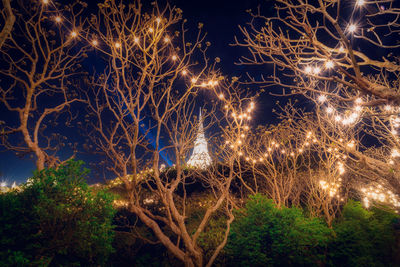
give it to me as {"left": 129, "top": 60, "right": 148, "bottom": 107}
{"left": 0, "top": 160, "right": 116, "bottom": 266}
{"left": 226, "top": 194, "right": 333, "bottom": 266}
{"left": 328, "top": 200, "right": 399, "bottom": 267}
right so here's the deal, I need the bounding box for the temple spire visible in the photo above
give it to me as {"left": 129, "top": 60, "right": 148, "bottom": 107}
{"left": 187, "top": 109, "right": 212, "bottom": 168}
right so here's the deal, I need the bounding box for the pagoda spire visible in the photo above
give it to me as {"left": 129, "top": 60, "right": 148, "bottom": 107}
{"left": 187, "top": 109, "right": 212, "bottom": 168}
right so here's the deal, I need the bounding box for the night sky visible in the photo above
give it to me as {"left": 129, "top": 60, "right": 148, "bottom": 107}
{"left": 0, "top": 0, "right": 276, "bottom": 184}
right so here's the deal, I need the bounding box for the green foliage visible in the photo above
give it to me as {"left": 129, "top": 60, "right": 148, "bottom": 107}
{"left": 226, "top": 194, "right": 333, "bottom": 267}
{"left": 0, "top": 160, "right": 116, "bottom": 266}
{"left": 328, "top": 200, "right": 399, "bottom": 267}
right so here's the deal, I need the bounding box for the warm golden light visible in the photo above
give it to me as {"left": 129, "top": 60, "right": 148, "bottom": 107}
{"left": 149, "top": 28, "right": 154, "bottom": 33}
{"left": 42, "top": 0, "right": 49, "bottom": 4}
{"left": 348, "top": 24, "right": 357, "bottom": 33}
{"left": 325, "top": 60, "right": 334, "bottom": 69}
{"left": 70, "top": 31, "right": 78, "bottom": 38}
{"left": 181, "top": 70, "right": 187, "bottom": 75}
{"left": 164, "top": 36, "right": 170, "bottom": 43}
{"left": 92, "top": 40, "right": 99, "bottom": 46}
{"left": 172, "top": 55, "right": 177, "bottom": 61}
{"left": 55, "top": 16, "right": 62, "bottom": 23}
{"left": 115, "top": 42, "right": 121, "bottom": 48}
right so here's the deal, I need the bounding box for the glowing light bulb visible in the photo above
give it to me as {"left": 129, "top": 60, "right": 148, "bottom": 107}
{"left": 172, "top": 55, "right": 177, "bottom": 61}
{"left": 149, "top": 28, "right": 154, "bottom": 33}
{"left": 305, "top": 66, "right": 312, "bottom": 74}
{"left": 42, "top": 0, "right": 49, "bottom": 4}
{"left": 218, "top": 93, "right": 224, "bottom": 99}
{"left": 326, "top": 107, "right": 334, "bottom": 114}
{"left": 70, "top": 31, "right": 77, "bottom": 38}
{"left": 115, "top": 42, "right": 121, "bottom": 48}
{"left": 134, "top": 36, "right": 139, "bottom": 43}
{"left": 156, "top": 17, "right": 161, "bottom": 24}
{"left": 384, "top": 105, "right": 392, "bottom": 111}
{"left": 325, "top": 60, "right": 334, "bottom": 69}
{"left": 313, "top": 66, "right": 321, "bottom": 74}
{"left": 318, "top": 95, "right": 327, "bottom": 103}
{"left": 191, "top": 77, "right": 197, "bottom": 83}
{"left": 55, "top": 16, "right": 62, "bottom": 23}
{"left": 335, "top": 115, "right": 341, "bottom": 122}
{"left": 348, "top": 24, "right": 357, "bottom": 33}
{"left": 92, "top": 40, "right": 98, "bottom": 46}
{"left": 164, "top": 36, "right": 170, "bottom": 43}
{"left": 356, "top": 0, "right": 365, "bottom": 6}
{"left": 181, "top": 70, "right": 187, "bottom": 75}
{"left": 339, "top": 46, "right": 345, "bottom": 53}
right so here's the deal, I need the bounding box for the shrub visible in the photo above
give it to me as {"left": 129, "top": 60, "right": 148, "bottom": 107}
{"left": 226, "top": 194, "right": 333, "bottom": 266}
{"left": 0, "top": 160, "right": 116, "bottom": 266}
{"left": 328, "top": 200, "right": 399, "bottom": 267}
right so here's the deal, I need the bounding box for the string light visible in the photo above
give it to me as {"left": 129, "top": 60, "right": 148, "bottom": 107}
{"left": 348, "top": 24, "right": 357, "bottom": 33}
{"left": 70, "top": 31, "right": 77, "bottom": 38}
{"left": 318, "top": 95, "right": 327, "bottom": 103}
{"left": 356, "top": 0, "right": 365, "bottom": 6}
{"left": 92, "top": 40, "right": 99, "bottom": 46}
{"left": 164, "top": 36, "right": 170, "bottom": 43}
{"left": 42, "top": 0, "right": 49, "bottom": 4}
{"left": 134, "top": 36, "right": 139, "bottom": 43}
{"left": 55, "top": 16, "right": 62, "bottom": 23}
{"left": 149, "top": 28, "right": 154, "bottom": 33}
{"left": 305, "top": 66, "right": 312, "bottom": 74}
{"left": 325, "top": 60, "right": 334, "bottom": 69}
{"left": 115, "top": 42, "right": 121, "bottom": 48}
{"left": 172, "top": 55, "right": 177, "bottom": 61}
{"left": 181, "top": 70, "right": 187, "bottom": 75}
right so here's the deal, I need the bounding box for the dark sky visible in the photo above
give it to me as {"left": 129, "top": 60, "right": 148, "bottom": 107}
{"left": 0, "top": 0, "right": 273, "bottom": 184}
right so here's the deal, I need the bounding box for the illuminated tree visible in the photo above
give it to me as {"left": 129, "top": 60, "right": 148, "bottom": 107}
{"left": 236, "top": 0, "right": 400, "bottom": 210}
{"left": 85, "top": 1, "right": 253, "bottom": 266}
{"left": 0, "top": 0, "right": 89, "bottom": 170}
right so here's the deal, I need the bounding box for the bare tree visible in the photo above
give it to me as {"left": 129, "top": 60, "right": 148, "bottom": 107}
{"left": 0, "top": 0, "right": 89, "bottom": 170}
{"left": 86, "top": 1, "right": 253, "bottom": 266}
{"left": 235, "top": 0, "right": 400, "bottom": 210}
{"left": 0, "top": 0, "right": 15, "bottom": 48}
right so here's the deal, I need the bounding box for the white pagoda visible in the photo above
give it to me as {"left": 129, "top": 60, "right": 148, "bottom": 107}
{"left": 187, "top": 110, "right": 212, "bottom": 168}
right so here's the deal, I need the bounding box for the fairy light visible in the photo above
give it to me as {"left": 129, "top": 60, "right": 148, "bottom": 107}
{"left": 92, "top": 40, "right": 99, "bottom": 46}
{"left": 181, "top": 70, "right": 187, "bottom": 75}
{"left": 191, "top": 77, "right": 197, "bottom": 83}
{"left": 325, "top": 60, "right": 334, "bottom": 69}
{"left": 391, "top": 149, "right": 400, "bottom": 158}
{"left": 384, "top": 105, "right": 392, "bottom": 112}
{"left": 218, "top": 93, "right": 224, "bottom": 99}
{"left": 164, "top": 36, "right": 170, "bottom": 43}
{"left": 115, "top": 42, "right": 121, "bottom": 48}
{"left": 318, "top": 95, "right": 327, "bottom": 103}
{"left": 134, "top": 36, "right": 139, "bottom": 43}
{"left": 70, "top": 31, "right": 78, "bottom": 38}
{"left": 305, "top": 66, "right": 312, "bottom": 74}
{"left": 156, "top": 17, "right": 161, "bottom": 24}
{"left": 355, "top": 97, "right": 363, "bottom": 104}
{"left": 313, "top": 66, "right": 321, "bottom": 75}
{"left": 348, "top": 24, "right": 357, "bottom": 33}
{"left": 172, "top": 55, "right": 177, "bottom": 61}
{"left": 55, "top": 16, "right": 62, "bottom": 23}
{"left": 149, "top": 27, "right": 154, "bottom": 33}
{"left": 326, "top": 107, "right": 334, "bottom": 114}
{"left": 42, "top": 0, "right": 49, "bottom": 4}
{"left": 356, "top": 0, "right": 365, "bottom": 6}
